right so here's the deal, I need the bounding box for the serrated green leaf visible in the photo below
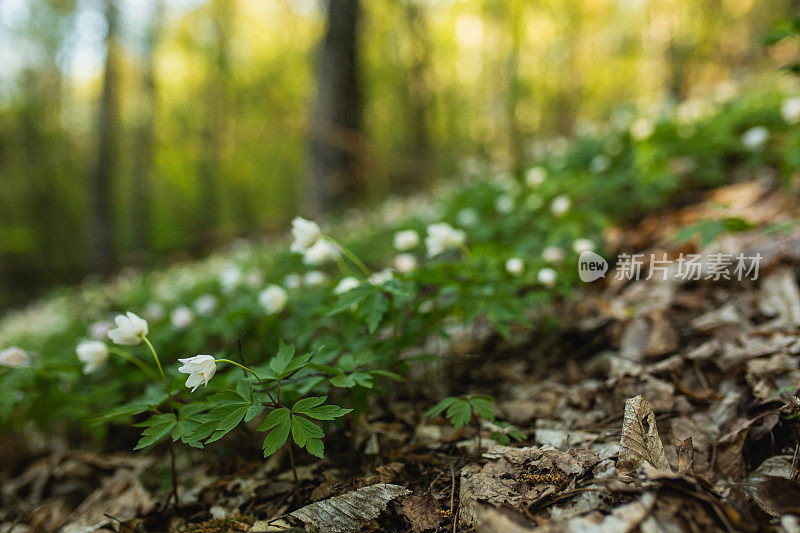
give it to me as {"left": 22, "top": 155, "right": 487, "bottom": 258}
{"left": 269, "top": 341, "right": 295, "bottom": 377}
{"left": 245, "top": 403, "right": 265, "bottom": 423}
{"left": 446, "top": 400, "right": 472, "bottom": 429}
{"left": 258, "top": 407, "right": 290, "bottom": 431}
{"left": 303, "top": 404, "right": 352, "bottom": 421}
{"left": 362, "top": 292, "right": 388, "bottom": 333}
{"left": 292, "top": 396, "right": 327, "bottom": 414}
{"left": 291, "top": 415, "right": 324, "bottom": 447}
{"left": 262, "top": 418, "right": 291, "bottom": 457}
{"left": 236, "top": 379, "right": 254, "bottom": 401}
{"left": 330, "top": 374, "right": 356, "bottom": 388}
{"left": 134, "top": 413, "right": 177, "bottom": 450}
{"left": 469, "top": 397, "right": 496, "bottom": 421}
{"left": 305, "top": 437, "right": 324, "bottom": 458}
{"left": 423, "top": 397, "right": 458, "bottom": 418}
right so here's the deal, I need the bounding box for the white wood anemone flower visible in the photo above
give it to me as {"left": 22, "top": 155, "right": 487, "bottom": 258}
{"left": 107, "top": 312, "right": 149, "bottom": 346}
{"left": 259, "top": 285, "right": 288, "bottom": 314}
{"left": 393, "top": 230, "right": 420, "bottom": 251}
{"left": 290, "top": 216, "right": 322, "bottom": 253}
{"left": 76, "top": 341, "right": 108, "bottom": 374}
{"left": 178, "top": 355, "right": 217, "bottom": 392}
{"left": 425, "top": 222, "right": 466, "bottom": 257}
{"left": 0, "top": 347, "right": 30, "bottom": 368}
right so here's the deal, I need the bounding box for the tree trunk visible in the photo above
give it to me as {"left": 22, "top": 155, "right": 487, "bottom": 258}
{"left": 307, "top": 0, "right": 362, "bottom": 214}
{"left": 89, "top": 0, "right": 118, "bottom": 274}
{"left": 196, "top": 0, "right": 231, "bottom": 242}
{"left": 131, "top": 0, "right": 162, "bottom": 254}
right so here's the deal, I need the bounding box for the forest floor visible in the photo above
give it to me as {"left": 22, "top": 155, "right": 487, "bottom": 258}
{"left": 4, "top": 177, "right": 800, "bottom": 532}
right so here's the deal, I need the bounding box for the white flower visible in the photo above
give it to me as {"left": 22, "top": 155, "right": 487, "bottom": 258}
{"left": 283, "top": 273, "right": 302, "bottom": 289}
{"left": 525, "top": 166, "right": 547, "bottom": 188}
{"left": 178, "top": 354, "right": 216, "bottom": 392}
{"left": 247, "top": 270, "right": 264, "bottom": 288}
{"left": 76, "top": 341, "right": 108, "bottom": 374}
{"left": 393, "top": 230, "right": 420, "bottom": 251}
{"left": 550, "top": 195, "right": 571, "bottom": 216}
{"left": 290, "top": 216, "right": 322, "bottom": 253}
{"left": 394, "top": 253, "right": 418, "bottom": 273}
{"left": 303, "top": 270, "right": 328, "bottom": 287}
{"left": 194, "top": 294, "right": 218, "bottom": 316}
{"left": 303, "top": 239, "right": 340, "bottom": 265}
{"left": 505, "top": 257, "right": 524, "bottom": 276}
{"left": 0, "top": 347, "right": 30, "bottom": 368}
{"left": 259, "top": 285, "right": 288, "bottom": 314}
{"left": 369, "top": 268, "right": 394, "bottom": 286}
{"left": 425, "top": 222, "right": 466, "bottom": 257}
{"left": 219, "top": 265, "right": 243, "bottom": 293}
{"left": 781, "top": 96, "right": 800, "bottom": 124}
{"left": 144, "top": 302, "right": 165, "bottom": 321}
{"left": 456, "top": 208, "right": 478, "bottom": 227}
{"left": 741, "top": 126, "right": 769, "bottom": 150}
{"left": 630, "top": 117, "right": 654, "bottom": 141}
{"left": 542, "top": 246, "right": 565, "bottom": 263}
{"left": 170, "top": 306, "right": 194, "bottom": 330}
{"left": 334, "top": 276, "right": 360, "bottom": 294}
{"left": 573, "top": 239, "right": 595, "bottom": 254}
{"left": 495, "top": 194, "right": 514, "bottom": 214}
{"left": 107, "top": 312, "right": 149, "bottom": 346}
{"left": 589, "top": 154, "right": 611, "bottom": 174}
{"left": 537, "top": 267, "right": 557, "bottom": 287}
{"left": 89, "top": 320, "right": 112, "bottom": 340}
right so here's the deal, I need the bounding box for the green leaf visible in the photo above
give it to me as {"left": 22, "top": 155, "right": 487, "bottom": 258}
{"left": 291, "top": 415, "right": 324, "bottom": 447}
{"left": 305, "top": 437, "right": 324, "bottom": 458}
{"left": 362, "top": 292, "right": 388, "bottom": 333}
{"left": 262, "top": 417, "right": 291, "bottom": 457}
{"left": 236, "top": 379, "right": 254, "bottom": 401}
{"left": 446, "top": 400, "right": 472, "bottom": 429}
{"left": 330, "top": 374, "right": 357, "bottom": 388}
{"left": 269, "top": 341, "right": 295, "bottom": 377}
{"left": 303, "top": 404, "right": 352, "bottom": 421}
{"left": 245, "top": 403, "right": 265, "bottom": 423}
{"left": 469, "top": 397, "right": 496, "bottom": 421}
{"left": 134, "top": 413, "right": 177, "bottom": 450}
{"left": 369, "top": 369, "right": 404, "bottom": 382}
{"left": 292, "top": 396, "right": 327, "bottom": 414}
{"left": 423, "top": 396, "right": 458, "bottom": 418}
{"left": 258, "top": 407, "right": 290, "bottom": 431}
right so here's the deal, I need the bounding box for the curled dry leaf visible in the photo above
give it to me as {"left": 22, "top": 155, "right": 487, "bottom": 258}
{"left": 674, "top": 437, "right": 694, "bottom": 474}
{"left": 289, "top": 483, "right": 410, "bottom": 533}
{"left": 617, "top": 396, "right": 670, "bottom": 472}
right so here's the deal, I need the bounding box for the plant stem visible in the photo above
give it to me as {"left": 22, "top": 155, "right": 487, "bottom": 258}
{"left": 142, "top": 336, "right": 179, "bottom": 506}
{"left": 329, "top": 238, "right": 371, "bottom": 277}
{"left": 169, "top": 439, "right": 178, "bottom": 505}
{"left": 215, "top": 358, "right": 279, "bottom": 406}
{"left": 142, "top": 337, "right": 169, "bottom": 388}
{"left": 109, "top": 347, "right": 159, "bottom": 381}
{"left": 288, "top": 440, "right": 300, "bottom": 503}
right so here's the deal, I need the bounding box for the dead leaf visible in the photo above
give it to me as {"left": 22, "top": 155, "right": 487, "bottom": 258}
{"left": 289, "top": 483, "right": 410, "bottom": 533}
{"left": 400, "top": 493, "right": 443, "bottom": 533}
{"left": 673, "top": 437, "right": 694, "bottom": 474}
{"left": 617, "top": 396, "right": 670, "bottom": 472}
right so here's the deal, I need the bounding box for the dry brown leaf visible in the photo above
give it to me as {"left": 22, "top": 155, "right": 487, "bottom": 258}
{"left": 673, "top": 437, "right": 694, "bottom": 474}
{"left": 617, "top": 396, "right": 670, "bottom": 472}
{"left": 289, "top": 483, "right": 410, "bottom": 533}
{"left": 400, "top": 493, "right": 443, "bottom": 533}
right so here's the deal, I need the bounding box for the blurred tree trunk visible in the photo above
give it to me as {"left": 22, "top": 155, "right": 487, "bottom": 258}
{"left": 307, "top": 0, "right": 362, "bottom": 214}
{"left": 402, "top": 0, "right": 432, "bottom": 190}
{"left": 131, "top": 0, "right": 162, "bottom": 254}
{"left": 505, "top": 3, "right": 524, "bottom": 177}
{"left": 89, "top": 0, "right": 119, "bottom": 274}
{"left": 197, "top": 0, "right": 231, "bottom": 241}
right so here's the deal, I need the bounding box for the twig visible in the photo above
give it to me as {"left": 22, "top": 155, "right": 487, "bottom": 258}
{"left": 450, "top": 463, "right": 457, "bottom": 533}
